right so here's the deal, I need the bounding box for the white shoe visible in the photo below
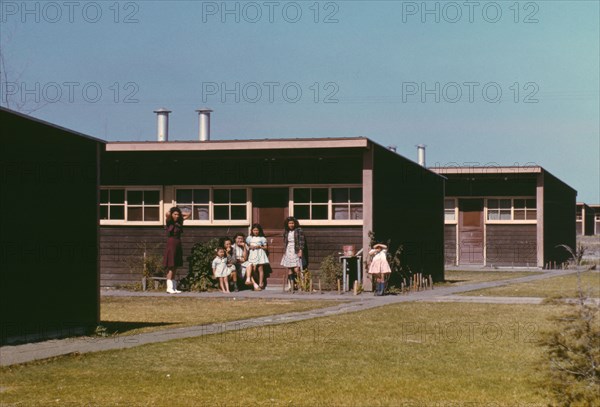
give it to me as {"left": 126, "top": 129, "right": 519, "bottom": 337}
{"left": 166, "top": 279, "right": 176, "bottom": 294}
{"left": 172, "top": 280, "right": 182, "bottom": 293}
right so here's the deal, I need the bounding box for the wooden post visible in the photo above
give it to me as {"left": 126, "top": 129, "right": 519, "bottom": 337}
{"left": 337, "top": 279, "right": 341, "bottom": 294}
{"left": 429, "top": 275, "right": 433, "bottom": 290}
{"left": 318, "top": 278, "right": 322, "bottom": 294}
{"left": 353, "top": 280, "right": 358, "bottom": 295}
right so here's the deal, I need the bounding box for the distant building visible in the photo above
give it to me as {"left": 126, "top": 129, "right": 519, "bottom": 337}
{"left": 0, "top": 107, "right": 102, "bottom": 344}
{"left": 432, "top": 166, "right": 576, "bottom": 268}
{"left": 588, "top": 204, "right": 600, "bottom": 235}
{"left": 576, "top": 203, "right": 595, "bottom": 236}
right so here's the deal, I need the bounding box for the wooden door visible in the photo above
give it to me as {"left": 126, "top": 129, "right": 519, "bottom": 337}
{"left": 252, "top": 188, "right": 289, "bottom": 283}
{"left": 458, "top": 199, "right": 484, "bottom": 265}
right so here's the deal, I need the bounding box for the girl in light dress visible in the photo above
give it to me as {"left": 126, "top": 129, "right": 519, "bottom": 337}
{"left": 368, "top": 243, "right": 391, "bottom": 296}
{"left": 220, "top": 237, "right": 239, "bottom": 292}
{"left": 280, "top": 216, "right": 308, "bottom": 291}
{"left": 212, "top": 247, "right": 231, "bottom": 293}
{"left": 245, "top": 224, "right": 269, "bottom": 291}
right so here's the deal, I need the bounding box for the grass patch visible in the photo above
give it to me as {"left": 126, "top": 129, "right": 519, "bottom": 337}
{"left": 460, "top": 271, "right": 600, "bottom": 298}
{"left": 1, "top": 302, "right": 562, "bottom": 406}
{"left": 440, "top": 269, "right": 541, "bottom": 286}
{"left": 100, "top": 297, "right": 344, "bottom": 336}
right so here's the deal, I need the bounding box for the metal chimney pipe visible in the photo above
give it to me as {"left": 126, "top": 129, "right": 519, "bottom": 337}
{"left": 196, "top": 108, "right": 213, "bottom": 141}
{"left": 417, "top": 144, "right": 426, "bottom": 167}
{"left": 153, "top": 108, "right": 171, "bottom": 142}
{"left": 387, "top": 145, "right": 397, "bottom": 152}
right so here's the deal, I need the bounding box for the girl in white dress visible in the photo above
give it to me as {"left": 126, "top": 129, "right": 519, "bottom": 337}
{"left": 212, "top": 247, "right": 231, "bottom": 293}
{"left": 368, "top": 243, "right": 391, "bottom": 296}
{"left": 245, "top": 223, "right": 269, "bottom": 290}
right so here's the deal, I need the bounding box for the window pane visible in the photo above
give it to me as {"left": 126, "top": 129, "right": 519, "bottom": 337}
{"left": 293, "top": 189, "right": 310, "bottom": 203}
{"left": 499, "top": 210, "right": 511, "bottom": 220}
{"left": 144, "top": 207, "right": 159, "bottom": 221}
{"left": 445, "top": 211, "right": 455, "bottom": 221}
{"left": 526, "top": 199, "right": 536, "bottom": 209}
{"left": 100, "top": 190, "right": 109, "bottom": 204}
{"left": 312, "top": 205, "right": 328, "bottom": 219}
{"left": 176, "top": 189, "right": 193, "bottom": 204}
{"left": 445, "top": 199, "right": 455, "bottom": 210}
{"left": 349, "top": 188, "right": 362, "bottom": 203}
{"left": 145, "top": 191, "right": 160, "bottom": 205}
{"left": 214, "top": 189, "right": 229, "bottom": 204}
{"left": 128, "top": 191, "right": 143, "bottom": 205}
{"left": 180, "top": 205, "right": 192, "bottom": 220}
{"left": 350, "top": 205, "right": 363, "bottom": 220}
{"left": 514, "top": 199, "right": 525, "bottom": 209}
{"left": 194, "top": 205, "right": 209, "bottom": 220}
{"left": 333, "top": 205, "right": 349, "bottom": 219}
{"left": 100, "top": 206, "right": 109, "bottom": 219}
{"left": 514, "top": 209, "right": 525, "bottom": 220}
{"left": 487, "top": 199, "right": 498, "bottom": 209}
{"left": 526, "top": 209, "right": 537, "bottom": 220}
{"left": 110, "top": 205, "right": 124, "bottom": 220}
{"left": 214, "top": 205, "right": 229, "bottom": 220}
{"left": 312, "top": 188, "right": 328, "bottom": 203}
{"left": 231, "top": 205, "right": 246, "bottom": 220}
{"left": 111, "top": 189, "right": 125, "bottom": 204}
{"left": 194, "top": 189, "right": 209, "bottom": 204}
{"left": 230, "top": 189, "right": 246, "bottom": 204}
{"left": 128, "top": 207, "right": 143, "bottom": 221}
{"left": 294, "top": 205, "right": 310, "bottom": 219}
{"left": 332, "top": 188, "right": 349, "bottom": 203}
{"left": 499, "top": 199, "right": 511, "bottom": 209}
{"left": 488, "top": 211, "right": 499, "bottom": 221}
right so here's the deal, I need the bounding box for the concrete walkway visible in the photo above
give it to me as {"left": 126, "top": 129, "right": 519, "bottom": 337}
{"left": 0, "top": 269, "right": 582, "bottom": 366}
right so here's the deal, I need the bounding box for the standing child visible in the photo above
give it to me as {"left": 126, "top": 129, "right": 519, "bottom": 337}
{"left": 368, "top": 243, "right": 391, "bottom": 296}
{"left": 280, "top": 216, "right": 308, "bottom": 291}
{"left": 212, "top": 247, "right": 231, "bottom": 293}
{"left": 245, "top": 224, "right": 269, "bottom": 290}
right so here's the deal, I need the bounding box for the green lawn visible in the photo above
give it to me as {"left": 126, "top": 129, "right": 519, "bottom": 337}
{"left": 1, "top": 302, "right": 564, "bottom": 406}
{"left": 100, "top": 296, "right": 345, "bottom": 336}
{"left": 459, "top": 271, "right": 600, "bottom": 298}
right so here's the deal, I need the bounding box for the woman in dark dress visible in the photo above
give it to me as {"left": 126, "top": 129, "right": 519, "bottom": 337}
{"left": 164, "top": 207, "right": 184, "bottom": 294}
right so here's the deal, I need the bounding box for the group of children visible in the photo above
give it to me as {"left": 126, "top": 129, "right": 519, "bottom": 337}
{"left": 212, "top": 223, "right": 270, "bottom": 292}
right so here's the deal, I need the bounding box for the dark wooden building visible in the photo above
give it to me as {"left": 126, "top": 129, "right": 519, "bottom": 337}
{"left": 589, "top": 204, "right": 600, "bottom": 235}
{"left": 432, "top": 166, "right": 576, "bottom": 268}
{"left": 576, "top": 203, "right": 595, "bottom": 236}
{"left": 0, "top": 108, "right": 101, "bottom": 344}
{"left": 100, "top": 138, "right": 445, "bottom": 289}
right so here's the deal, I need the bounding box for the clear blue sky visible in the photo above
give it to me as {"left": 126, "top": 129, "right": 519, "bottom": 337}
{"left": 1, "top": 0, "right": 598, "bottom": 202}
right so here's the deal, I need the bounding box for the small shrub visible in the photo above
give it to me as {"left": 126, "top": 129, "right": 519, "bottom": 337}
{"left": 319, "top": 254, "right": 342, "bottom": 290}
{"left": 539, "top": 274, "right": 600, "bottom": 406}
{"left": 297, "top": 270, "right": 313, "bottom": 292}
{"left": 181, "top": 238, "right": 219, "bottom": 291}
{"left": 557, "top": 243, "right": 587, "bottom": 268}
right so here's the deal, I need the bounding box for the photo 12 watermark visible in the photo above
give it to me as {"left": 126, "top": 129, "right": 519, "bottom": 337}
{"left": 201, "top": 81, "right": 339, "bottom": 104}
{"left": 401, "top": 1, "right": 539, "bottom": 24}
{"left": 401, "top": 81, "right": 540, "bottom": 103}
{"left": 400, "top": 321, "right": 539, "bottom": 344}
{"left": 200, "top": 1, "right": 340, "bottom": 24}
{"left": 0, "top": 81, "right": 140, "bottom": 105}
{"left": 0, "top": 1, "right": 140, "bottom": 24}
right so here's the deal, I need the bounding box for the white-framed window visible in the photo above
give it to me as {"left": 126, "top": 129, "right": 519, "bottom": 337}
{"left": 486, "top": 197, "right": 536, "bottom": 223}
{"left": 291, "top": 186, "right": 363, "bottom": 225}
{"left": 100, "top": 187, "right": 162, "bottom": 225}
{"left": 513, "top": 199, "right": 536, "bottom": 220}
{"left": 444, "top": 198, "right": 457, "bottom": 222}
{"left": 174, "top": 187, "right": 249, "bottom": 224}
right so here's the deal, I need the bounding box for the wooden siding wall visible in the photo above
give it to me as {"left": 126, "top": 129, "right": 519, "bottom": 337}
{"left": 372, "top": 146, "right": 445, "bottom": 281}
{"left": 100, "top": 226, "right": 362, "bottom": 286}
{"left": 0, "top": 109, "right": 100, "bottom": 343}
{"left": 543, "top": 171, "right": 576, "bottom": 266}
{"left": 486, "top": 224, "right": 537, "bottom": 267}
{"left": 444, "top": 225, "right": 457, "bottom": 265}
